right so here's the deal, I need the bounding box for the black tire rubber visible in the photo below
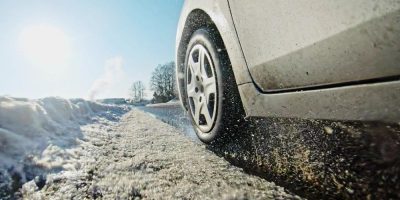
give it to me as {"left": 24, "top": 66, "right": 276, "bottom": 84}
{"left": 184, "top": 28, "right": 245, "bottom": 144}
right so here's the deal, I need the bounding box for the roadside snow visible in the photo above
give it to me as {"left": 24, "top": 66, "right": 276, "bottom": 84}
{"left": 0, "top": 96, "right": 129, "bottom": 199}
{"left": 1, "top": 97, "right": 300, "bottom": 199}
{"left": 22, "top": 110, "right": 301, "bottom": 199}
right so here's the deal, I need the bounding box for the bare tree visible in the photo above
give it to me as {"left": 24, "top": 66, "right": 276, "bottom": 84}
{"left": 150, "top": 62, "right": 176, "bottom": 103}
{"left": 130, "top": 81, "right": 145, "bottom": 102}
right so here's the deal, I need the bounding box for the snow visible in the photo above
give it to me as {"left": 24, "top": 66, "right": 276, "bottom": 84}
{"left": 0, "top": 96, "right": 129, "bottom": 198}
{"left": 1, "top": 96, "right": 298, "bottom": 199}
{"left": 21, "top": 110, "right": 299, "bottom": 199}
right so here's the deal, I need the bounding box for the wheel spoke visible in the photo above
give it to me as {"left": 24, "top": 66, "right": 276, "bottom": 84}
{"left": 187, "top": 55, "right": 197, "bottom": 98}
{"left": 187, "top": 81, "right": 196, "bottom": 98}
{"left": 194, "top": 100, "right": 202, "bottom": 125}
{"left": 201, "top": 101, "right": 212, "bottom": 126}
{"left": 188, "top": 55, "right": 196, "bottom": 76}
{"left": 203, "top": 76, "right": 215, "bottom": 87}
{"left": 200, "top": 53, "right": 212, "bottom": 78}
{"left": 188, "top": 52, "right": 201, "bottom": 76}
{"left": 199, "top": 47, "right": 205, "bottom": 75}
{"left": 203, "top": 77, "right": 216, "bottom": 100}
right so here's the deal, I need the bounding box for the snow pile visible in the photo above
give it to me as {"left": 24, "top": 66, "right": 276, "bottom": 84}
{"left": 0, "top": 96, "right": 129, "bottom": 198}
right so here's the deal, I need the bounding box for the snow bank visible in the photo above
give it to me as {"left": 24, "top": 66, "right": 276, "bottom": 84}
{"left": 0, "top": 96, "right": 129, "bottom": 198}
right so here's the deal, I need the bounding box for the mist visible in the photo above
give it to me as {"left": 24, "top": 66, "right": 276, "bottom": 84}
{"left": 88, "top": 56, "right": 127, "bottom": 100}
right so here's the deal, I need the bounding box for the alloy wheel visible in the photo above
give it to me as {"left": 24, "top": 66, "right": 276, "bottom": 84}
{"left": 186, "top": 44, "right": 218, "bottom": 132}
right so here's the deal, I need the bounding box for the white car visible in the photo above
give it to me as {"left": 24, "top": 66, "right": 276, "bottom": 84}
{"left": 176, "top": 0, "right": 400, "bottom": 143}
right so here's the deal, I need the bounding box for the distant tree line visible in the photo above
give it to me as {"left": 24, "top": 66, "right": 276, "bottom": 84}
{"left": 129, "top": 61, "right": 177, "bottom": 104}
{"left": 130, "top": 81, "right": 145, "bottom": 102}
{"left": 150, "top": 61, "right": 177, "bottom": 103}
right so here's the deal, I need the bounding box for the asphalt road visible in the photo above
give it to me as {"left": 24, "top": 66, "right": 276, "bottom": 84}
{"left": 139, "top": 102, "right": 400, "bottom": 200}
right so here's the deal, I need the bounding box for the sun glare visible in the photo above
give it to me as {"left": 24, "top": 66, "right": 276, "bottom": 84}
{"left": 19, "top": 24, "right": 71, "bottom": 67}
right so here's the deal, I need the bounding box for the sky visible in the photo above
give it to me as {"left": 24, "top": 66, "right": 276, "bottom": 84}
{"left": 0, "top": 0, "right": 183, "bottom": 99}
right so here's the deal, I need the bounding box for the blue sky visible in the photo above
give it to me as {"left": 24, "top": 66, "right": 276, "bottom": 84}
{"left": 0, "top": 0, "right": 183, "bottom": 99}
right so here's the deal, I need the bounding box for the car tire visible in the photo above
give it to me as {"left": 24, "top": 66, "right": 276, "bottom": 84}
{"left": 184, "top": 28, "right": 245, "bottom": 143}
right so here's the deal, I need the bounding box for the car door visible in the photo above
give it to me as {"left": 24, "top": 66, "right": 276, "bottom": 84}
{"left": 228, "top": 0, "right": 400, "bottom": 92}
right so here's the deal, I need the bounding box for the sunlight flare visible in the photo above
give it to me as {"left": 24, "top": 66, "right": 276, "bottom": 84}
{"left": 19, "top": 24, "right": 71, "bottom": 66}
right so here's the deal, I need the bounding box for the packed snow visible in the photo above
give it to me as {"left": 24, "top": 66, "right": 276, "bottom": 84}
{"left": 0, "top": 96, "right": 129, "bottom": 198}
{"left": 22, "top": 110, "right": 299, "bottom": 199}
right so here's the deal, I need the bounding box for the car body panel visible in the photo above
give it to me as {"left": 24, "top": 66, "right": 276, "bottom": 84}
{"left": 238, "top": 80, "right": 400, "bottom": 123}
{"left": 176, "top": 0, "right": 400, "bottom": 123}
{"left": 229, "top": 0, "right": 400, "bottom": 91}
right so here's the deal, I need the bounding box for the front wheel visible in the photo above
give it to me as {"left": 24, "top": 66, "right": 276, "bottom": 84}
{"left": 184, "top": 28, "right": 245, "bottom": 143}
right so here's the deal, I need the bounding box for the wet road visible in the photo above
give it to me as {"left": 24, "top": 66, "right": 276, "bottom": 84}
{"left": 139, "top": 102, "right": 400, "bottom": 200}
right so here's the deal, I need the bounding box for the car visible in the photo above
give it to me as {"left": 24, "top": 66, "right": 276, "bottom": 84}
{"left": 175, "top": 0, "right": 400, "bottom": 143}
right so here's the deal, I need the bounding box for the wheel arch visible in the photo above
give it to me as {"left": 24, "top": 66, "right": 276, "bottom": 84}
{"left": 176, "top": 1, "right": 253, "bottom": 114}
{"left": 176, "top": 9, "right": 221, "bottom": 110}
